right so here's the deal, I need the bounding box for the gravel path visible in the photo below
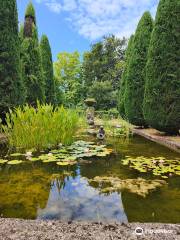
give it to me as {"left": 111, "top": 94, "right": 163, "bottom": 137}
{"left": 0, "top": 219, "right": 179, "bottom": 240}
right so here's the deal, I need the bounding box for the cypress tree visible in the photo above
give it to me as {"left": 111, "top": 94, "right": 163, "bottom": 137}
{"left": 118, "top": 35, "right": 134, "bottom": 118}
{"left": 24, "top": 1, "right": 36, "bottom": 37}
{"left": 143, "top": 0, "right": 180, "bottom": 134}
{"left": 21, "top": 2, "right": 45, "bottom": 106}
{"left": 124, "top": 12, "right": 153, "bottom": 126}
{"left": 0, "top": 0, "right": 25, "bottom": 117}
{"left": 40, "top": 35, "right": 55, "bottom": 104}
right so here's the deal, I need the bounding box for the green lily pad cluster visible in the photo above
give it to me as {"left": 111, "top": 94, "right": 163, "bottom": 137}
{"left": 89, "top": 176, "right": 167, "bottom": 197}
{"left": 122, "top": 156, "right": 180, "bottom": 178}
{"left": 0, "top": 141, "right": 113, "bottom": 166}
{"left": 65, "top": 140, "right": 113, "bottom": 158}
{"left": 48, "top": 140, "right": 112, "bottom": 166}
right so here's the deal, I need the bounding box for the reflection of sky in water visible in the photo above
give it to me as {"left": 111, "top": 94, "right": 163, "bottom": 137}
{"left": 37, "top": 174, "right": 128, "bottom": 222}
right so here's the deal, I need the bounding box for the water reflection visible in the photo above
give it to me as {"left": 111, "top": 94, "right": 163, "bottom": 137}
{"left": 0, "top": 136, "right": 180, "bottom": 223}
{"left": 37, "top": 173, "right": 128, "bottom": 222}
{"left": 0, "top": 163, "right": 77, "bottom": 219}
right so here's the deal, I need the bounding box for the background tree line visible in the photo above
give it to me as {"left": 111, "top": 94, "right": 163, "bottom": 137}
{"left": 0, "top": 0, "right": 56, "bottom": 120}
{"left": 0, "top": 0, "right": 179, "bottom": 134}
{"left": 118, "top": 0, "right": 179, "bottom": 134}
{"left": 0, "top": 0, "right": 127, "bottom": 113}
{"left": 54, "top": 35, "right": 127, "bottom": 110}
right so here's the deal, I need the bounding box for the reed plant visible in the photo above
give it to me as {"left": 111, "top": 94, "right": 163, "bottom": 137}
{"left": 0, "top": 103, "right": 84, "bottom": 151}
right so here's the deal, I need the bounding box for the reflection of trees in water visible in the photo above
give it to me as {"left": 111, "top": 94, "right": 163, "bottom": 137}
{"left": 0, "top": 162, "right": 78, "bottom": 219}
{"left": 51, "top": 174, "right": 76, "bottom": 194}
{"left": 121, "top": 178, "right": 180, "bottom": 223}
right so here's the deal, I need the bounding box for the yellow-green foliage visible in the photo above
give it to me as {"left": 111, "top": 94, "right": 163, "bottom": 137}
{"left": 102, "top": 117, "right": 133, "bottom": 138}
{"left": 1, "top": 103, "right": 82, "bottom": 151}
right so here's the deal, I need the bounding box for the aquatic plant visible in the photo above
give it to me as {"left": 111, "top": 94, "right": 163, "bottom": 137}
{"left": 89, "top": 176, "right": 166, "bottom": 197}
{"left": 39, "top": 140, "right": 112, "bottom": 166}
{"left": 1, "top": 103, "right": 83, "bottom": 151}
{"left": 0, "top": 159, "right": 8, "bottom": 164}
{"left": 7, "top": 160, "right": 23, "bottom": 165}
{"left": 122, "top": 156, "right": 180, "bottom": 178}
{"left": 0, "top": 141, "right": 113, "bottom": 167}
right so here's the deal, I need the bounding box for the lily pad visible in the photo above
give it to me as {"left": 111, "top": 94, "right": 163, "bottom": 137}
{"left": 29, "top": 157, "right": 41, "bottom": 162}
{"left": 122, "top": 155, "right": 180, "bottom": 178}
{"left": 57, "top": 161, "right": 77, "bottom": 166}
{"left": 0, "top": 159, "right": 8, "bottom": 164}
{"left": 42, "top": 158, "right": 57, "bottom": 163}
{"left": 10, "top": 153, "right": 24, "bottom": 157}
{"left": 7, "top": 160, "right": 23, "bottom": 165}
{"left": 57, "top": 162, "right": 69, "bottom": 166}
{"left": 88, "top": 176, "right": 167, "bottom": 197}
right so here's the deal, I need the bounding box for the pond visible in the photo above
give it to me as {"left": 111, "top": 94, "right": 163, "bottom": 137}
{"left": 0, "top": 135, "right": 180, "bottom": 223}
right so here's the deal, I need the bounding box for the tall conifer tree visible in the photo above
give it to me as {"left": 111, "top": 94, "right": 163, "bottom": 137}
{"left": 0, "top": 0, "right": 25, "bottom": 116}
{"left": 118, "top": 35, "right": 134, "bottom": 118}
{"left": 21, "top": 2, "right": 45, "bottom": 106}
{"left": 124, "top": 12, "right": 153, "bottom": 126}
{"left": 40, "top": 35, "right": 55, "bottom": 104}
{"left": 143, "top": 0, "right": 180, "bottom": 134}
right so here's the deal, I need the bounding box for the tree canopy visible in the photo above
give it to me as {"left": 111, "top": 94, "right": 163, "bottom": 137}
{"left": 21, "top": 2, "right": 45, "bottom": 106}
{"left": 54, "top": 51, "right": 83, "bottom": 107}
{"left": 0, "top": 0, "right": 25, "bottom": 117}
{"left": 118, "top": 35, "right": 134, "bottom": 118}
{"left": 83, "top": 35, "right": 126, "bottom": 109}
{"left": 124, "top": 12, "right": 153, "bottom": 126}
{"left": 143, "top": 0, "right": 180, "bottom": 134}
{"left": 40, "top": 35, "right": 55, "bottom": 104}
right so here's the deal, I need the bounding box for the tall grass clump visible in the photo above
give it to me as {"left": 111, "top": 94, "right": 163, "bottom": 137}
{"left": 1, "top": 103, "right": 82, "bottom": 151}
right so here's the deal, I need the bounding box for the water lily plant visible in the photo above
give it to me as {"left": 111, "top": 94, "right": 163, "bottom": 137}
{"left": 122, "top": 156, "right": 180, "bottom": 178}
{"left": 0, "top": 141, "right": 113, "bottom": 167}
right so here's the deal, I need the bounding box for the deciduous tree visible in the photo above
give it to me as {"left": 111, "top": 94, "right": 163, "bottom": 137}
{"left": 54, "top": 51, "right": 83, "bottom": 107}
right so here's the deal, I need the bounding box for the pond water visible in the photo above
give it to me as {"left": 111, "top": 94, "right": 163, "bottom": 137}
{"left": 0, "top": 135, "right": 180, "bottom": 223}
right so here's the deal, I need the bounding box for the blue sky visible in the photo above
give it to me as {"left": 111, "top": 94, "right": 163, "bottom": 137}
{"left": 17, "top": 0, "right": 159, "bottom": 61}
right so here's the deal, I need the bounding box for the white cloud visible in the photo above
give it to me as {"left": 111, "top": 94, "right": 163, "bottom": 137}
{"left": 46, "top": 1, "right": 62, "bottom": 13}
{"left": 36, "top": 0, "right": 62, "bottom": 13}
{"left": 35, "top": 0, "right": 159, "bottom": 40}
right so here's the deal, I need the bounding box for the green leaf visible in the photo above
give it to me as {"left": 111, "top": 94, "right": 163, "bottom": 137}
{"left": 10, "top": 153, "right": 24, "bottom": 157}
{"left": 29, "top": 157, "right": 41, "bottom": 162}
{"left": 0, "top": 159, "right": 8, "bottom": 164}
{"left": 7, "top": 160, "right": 23, "bottom": 165}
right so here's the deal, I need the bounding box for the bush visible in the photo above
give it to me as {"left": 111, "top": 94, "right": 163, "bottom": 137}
{"left": 143, "top": 0, "right": 180, "bottom": 134}
{"left": 1, "top": 103, "right": 82, "bottom": 151}
{"left": 124, "top": 12, "right": 153, "bottom": 126}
